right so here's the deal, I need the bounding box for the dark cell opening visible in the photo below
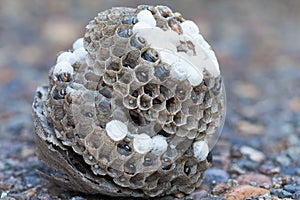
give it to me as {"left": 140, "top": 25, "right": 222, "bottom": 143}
{"left": 161, "top": 157, "right": 173, "bottom": 170}
{"left": 141, "top": 48, "right": 159, "bottom": 62}
{"left": 129, "top": 109, "right": 144, "bottom": 126}
{"left": 117, "top": 142, "right": 132, "bottom": 156}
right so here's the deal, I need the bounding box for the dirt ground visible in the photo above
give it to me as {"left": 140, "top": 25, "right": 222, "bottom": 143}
{"left": 0, "top": 1, "right": 300, "bottom": 199}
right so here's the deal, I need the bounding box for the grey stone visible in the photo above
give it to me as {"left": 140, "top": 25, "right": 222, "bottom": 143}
{"left": 277, "top": 189, "right": 292, "bottom": 198}
{"left": 292, "top": 191, "right": 300, "bottom": 199}
{"left": 275, "top": 155, "right": 291, "bottom": 166}
{"left": 204, "top": 168, "right": 230, "bottom": 184}
{"left": 283, "top": 184, "right": 299, "bottom": 193}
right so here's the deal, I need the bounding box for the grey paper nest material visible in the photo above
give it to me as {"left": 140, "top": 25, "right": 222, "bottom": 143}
{"left": 32, "top": 5, "right": 226, "bottom": 198}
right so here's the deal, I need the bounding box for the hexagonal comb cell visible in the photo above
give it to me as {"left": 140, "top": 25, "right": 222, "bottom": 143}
{"left": 166, "top": 97, "right": 181, "bottom": 114}
{"left": 162, "top": 122, "right": 177, "bottom": 134}
{"left": 103, "top": 71, "right": 117, "bottom": 85}
{"left": 154, "top": 64, "right": 170, "bottom": 82}
{"left": 118, "top": 69, "right": 134, "bottom": 84}
{"left": 173, "top": 111, "right": 186, "bottom": 126}
{"left": 117, "top": 26, "right": 133, "bottom": 38}
{"left": 129, "top": 109, "right": 146, "bottom": 126}
{"left": 158, "top": 110, "right": 173, "bottom": 124}
{"left": 135, "top": 65, "right": 152, "bottom": 83}
{"left": 152, "top": 95, "right": 165, "bottom": 111}
{"left": 130, "top": 36, "right": 146, "bottom": 50}
{"left": 141, "top": 48, "right": 159, "bottom": 63}
{"left": 137, "top": 94, "right": 152, "bottom": 110}
{"left": 159, "top": 85, "right": 173, "bottom": 100}
{"left": 191, "top": 85, "right": 206, "bottom": 104}
{"left": 122, "top": 50, "right": 140, "bottom": 69}
{"left": 123, "top": 95, "right": 138, "bottom": 109}
{"left": 32, "top": 5, "right": 226, "bottom": 198}
{"left": 143, "top": 83, "right": 159, "bottom": 98}
{"left": 105, "top": 57, "right": 122, "bottom": 72}
{"left": 117, "top": 141, "right": 133, "bottom": 156}
{"left": 175, "top": 80, "right": 191, "bottom": 101}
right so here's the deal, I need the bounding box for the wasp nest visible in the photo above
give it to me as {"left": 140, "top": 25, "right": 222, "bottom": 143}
{"left": 32, "top": 5, "right": 225, "bottom": 198}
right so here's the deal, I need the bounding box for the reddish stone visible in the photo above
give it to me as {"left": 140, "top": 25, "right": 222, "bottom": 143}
{"left": 223, "top": 185, "right": 269, "bottom": 200}
{"left": 237, "top": 174, "right": 272, "bottom": 187}
{"left": 212, "top": 182, "right": 231, "bottom": 195}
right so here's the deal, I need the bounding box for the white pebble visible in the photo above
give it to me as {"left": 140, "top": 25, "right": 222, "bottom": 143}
{"left": 151, "top": 135, "right": 168, "bottom": 155}
{"left": 73, "top": 47, "right": 87, "bottom": 62}
{"left": 181, "top": 20, "right": 199, "bottom": 36}
{"left": 105, "top": 120, "right": 128, "bottom": 141}
{"left": 137, "top": 10, "right": 156, "bottom": 27}
{"left": 240, "top": 146, "right": 266, "bottom": 162}
{"left": 72, "top": 38, "right": 84, "bottom": 50}
{"left": 57, "top": 52, "right": 76, "bottom": 65}
{"left": 133, "top": 133, "right": 153, "bottom": 154}
{"left": 53, "top": 61, "right": 74, "bottom": 76}
{"left": 193, "top": 140, "right": 209, "bottom": 161}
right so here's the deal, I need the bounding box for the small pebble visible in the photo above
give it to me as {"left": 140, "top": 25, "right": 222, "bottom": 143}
{"left": 191, "top": 189, "right": 208, "bottom": 199}
{"left": 229, "top": 163, "right": 246, "bottom": 175}
{"left": 24, "top": 188, "right": 37, "bottom": 198}
{"left": 240, "top": 146, "right": 265, "bottom": 162}
{"left": 281, "top": 165, "right": 299, "bottom": 175}
{"left": 283, "top": 184, "right": 300, "bottom": 193}
{"left": 227, "top": 179, "right": 239, "bottom": 187}
{"left": 269, "top": 188, "right": 277, "bottom": 195}
{"left": 275, "top": 155, "right": 291, "bottom": 166}
{"left": 286, "top": 146, "right": 300, "bottom": 162}
{"left": 71, "top": 196, "right": 87, "bottom": 200}
{"left": 293, "top": 191, "right": 300, "bottom": 199}
{"left": 237, "top": 174, "right": 272, "bottom": 187}
{"left": 259, "top": 163, "right": 281, "bottom": 175}
{"left": 277, "top": 189, "right": 292, "bottom": 198}
{"left": 223, "top": 185, "right": 269, "bottom": 200}
{"left": 0, "top": 191, "right": 8, "bottom": 199}
{"left": 230, "top": 145, "right": 243, "bottom": 158}
{"left": 204, "top": 168, "right": 230, "bottom": 185}
{"left": 212, "top": 183, "right": 230, "bottom": 195}
{"left": 238, "top": 159, "right": 260, "bottom": 171}
{"left": 281, "top": 175, "right": 290, "bottom": 185}
{"left": 257, "top": 192, "right": 273, "bottom": 199}
{"left": 175, "top": 192, "right": 185, "bottom": 199}
{"left": 0, "top": 183, "right": 13, "bottom": 190}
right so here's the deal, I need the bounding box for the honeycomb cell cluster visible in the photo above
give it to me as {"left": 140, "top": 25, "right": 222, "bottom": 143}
{"left": 32, "top": 5, "right": 226, "bottom": 198}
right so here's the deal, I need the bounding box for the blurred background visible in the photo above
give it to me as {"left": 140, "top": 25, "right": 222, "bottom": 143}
{"left": 0, "top": 0, "right": 300, "bottom": 198}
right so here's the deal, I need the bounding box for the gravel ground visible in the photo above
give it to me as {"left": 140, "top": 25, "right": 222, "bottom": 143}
{"left": 1, "top": 1, "right": 300, "bottom": 199}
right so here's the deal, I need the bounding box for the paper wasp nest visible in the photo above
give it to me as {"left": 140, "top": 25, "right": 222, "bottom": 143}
{"left": 32, "top": 5, "right": 225, "bottom": 198}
